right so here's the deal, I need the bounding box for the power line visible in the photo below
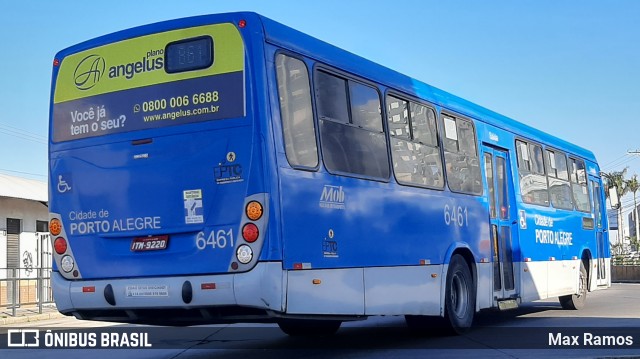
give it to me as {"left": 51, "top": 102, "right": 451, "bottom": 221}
{"left": 0, "top": 168, "right": 46, "bottom": 179}
{"left": 0, "top": 122, "right": 47, "bottom": 145}
{"left": 602, "top": 153, "right": 632, "bottom": 168}
{"left": 602, "top": 155, "right": 639, "bottom": 172}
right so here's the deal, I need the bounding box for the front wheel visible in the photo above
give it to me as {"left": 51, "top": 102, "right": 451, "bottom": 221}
{"left": 559, "top": 261, "right": 588, "bottom": 310}
{"left": 277, "top": 319, "right": 341, "bottom": 336}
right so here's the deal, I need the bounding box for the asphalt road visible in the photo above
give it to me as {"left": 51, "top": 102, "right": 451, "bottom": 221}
{"left": 2, "top": 283, "right": 639, "bottom": 358}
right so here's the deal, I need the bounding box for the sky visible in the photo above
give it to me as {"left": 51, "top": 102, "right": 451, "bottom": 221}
{"left": 1, "top": 1, "right": 639, "bottom": 216}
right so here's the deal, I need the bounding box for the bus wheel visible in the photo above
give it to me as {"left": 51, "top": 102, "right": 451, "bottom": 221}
{"left": 406, "top": 255, "right": 475, "bottom": 335}
{"left": 559, "top": 261, "right": 587, "bottom": 310}
{"left": 277, "top": 319, "right": 341, "bottom": 336}
{"left": 443, "top": 254, "right": 475, "bottom": 334}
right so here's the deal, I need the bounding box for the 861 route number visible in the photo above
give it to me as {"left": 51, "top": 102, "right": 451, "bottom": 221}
{"left": 444, "top": 204, "right": 469, "bottom": 227}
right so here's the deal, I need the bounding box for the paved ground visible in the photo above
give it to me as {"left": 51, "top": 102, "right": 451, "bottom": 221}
{"left": 0, "top": 304, "right": 65, "bottom": 326}
{"left": 1, "top": 283, "right": 639, "bottom": 358}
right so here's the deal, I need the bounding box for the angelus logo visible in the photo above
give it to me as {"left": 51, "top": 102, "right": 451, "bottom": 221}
{"left": 107, "top": 54, "right": 164, "bottom": 80}
{"left": 73, "top": 54, "right": 106, "bottom": 90}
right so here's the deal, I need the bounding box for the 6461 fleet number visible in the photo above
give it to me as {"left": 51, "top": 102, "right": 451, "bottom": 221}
{"left": 196, "top": 228, "right": 234, "bottom": 250}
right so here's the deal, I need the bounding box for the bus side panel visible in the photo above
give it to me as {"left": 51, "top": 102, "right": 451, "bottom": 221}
{"left": 521, "top": 261, "right": 548, "bottom": 301}
{"left": 364, "top": 266, "right": 443, "bottom": 315}
{"left": 475, "top": 262, "right": 494, "bottom": 310}
{"left": 286, "top": 268, "right": 364, "bottom": 315}
{"left": 548, "top": 259, "right": 578, "bottom": 297}
{"left": 278, "top": 169, "right": 489, "bottom": 269}
{"left": 277, "top": 169, "right": 490, "bottom": 315}
{"left": 234, "top": 262, "right": 285, "bottom": 312}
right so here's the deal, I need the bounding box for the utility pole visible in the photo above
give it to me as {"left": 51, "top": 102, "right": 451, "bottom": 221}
{"left": 627, "top": 150, "right": 640, "bottom": 249}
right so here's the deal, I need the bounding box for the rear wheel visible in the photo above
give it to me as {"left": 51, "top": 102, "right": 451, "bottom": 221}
{"left": 277, "top": 319, "right": 341, "bottom": 336}
{"left": 444, "top": 254, "right": 475, "bottom": 333}
{"left": 560, "top": 261, "right": 588, "bottom": 310}
{"left": 405, "top": 254, "right": 475, "bottom": 335}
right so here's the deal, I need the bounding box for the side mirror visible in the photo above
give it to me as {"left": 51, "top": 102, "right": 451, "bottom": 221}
{"left": 609, "top": 186, "right": 620, "bottom": 209}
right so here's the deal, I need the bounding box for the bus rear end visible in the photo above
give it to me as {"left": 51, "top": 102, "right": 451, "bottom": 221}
{"left": 48, "top": 13, "right": 281, "bottom": 324}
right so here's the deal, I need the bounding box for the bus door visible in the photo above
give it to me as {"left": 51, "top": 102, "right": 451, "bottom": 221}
{"left": 482, "top": 146, "right": 518, "bottom": 303}
{"left": 590, "top": 177, "right": 608, "bottom": 286}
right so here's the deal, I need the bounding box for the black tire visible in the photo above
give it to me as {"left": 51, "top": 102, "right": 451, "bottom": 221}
{"left": 443, "top": 254, "right": 476, "bottom": 334}
{"left": 559, "top": 261, "right": 588, "bottom": 310}
{"left": 277, "top": 319, "right": 341, "bottom": 336}
{"left": 405, "top": 254, "right": 475, "bottom": 335}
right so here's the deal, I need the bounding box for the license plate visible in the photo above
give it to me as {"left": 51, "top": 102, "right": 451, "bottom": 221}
{"left": 130, "top": 235, "right": 169, "bottom": 252}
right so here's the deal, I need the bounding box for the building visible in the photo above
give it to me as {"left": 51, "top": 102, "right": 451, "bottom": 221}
{"left": 628, "top": 204, "right": 640, "bottom": 240}
{"left": 0, "top": 173, "right": 50, "bottom": 305}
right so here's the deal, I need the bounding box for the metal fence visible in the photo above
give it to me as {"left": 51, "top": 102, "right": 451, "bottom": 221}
{"left": 612, "top": 255, "right": 640, "bottom": 266}
{"left": 0, "top": 266, "right": 54, "bottom": 317}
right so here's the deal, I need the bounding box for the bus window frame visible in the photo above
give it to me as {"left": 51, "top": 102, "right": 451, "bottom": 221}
{"left": 439, "top": 110, "right": 483, "bottom": 196}
{"left": 274, "top": 51, "right": 321, "bottom": 172}
{"left": 545, "top": 146, "right": 574, "bottom": 211}
{"left": 568, "top": 155, "right": 592, "bottom": 213}
{"left": 514, "top": 137, "right": 550, "bottom": 207}
{"left": 384, "top": 90, "right": 445, "bottom": 191}
{"left": 312, "top": 64, "right": 391, "bottom": 182}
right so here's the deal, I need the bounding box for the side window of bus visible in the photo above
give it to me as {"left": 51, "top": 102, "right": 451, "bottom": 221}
{"left": 569, "top": 157, "right": 591, "bottom": 212}
{"left": 442, "top": 114, "right": 482, "bottom": 195}
{"left": 275, "top": 54, "right": 318, "bottom": 168}
{"left": 515, "top": 140, "right": 549, "bottom": 206}
{"left": 386, "top": 95, "right": 444, "bottom": 188}
{"left": 315, "top": 70, "right": 390, "bottom": 179}
{"left": 546, "top": 149, "right": 573, "bottom": 210}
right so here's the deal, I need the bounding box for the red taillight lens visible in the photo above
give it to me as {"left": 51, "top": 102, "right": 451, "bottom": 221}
{"left": 242, "top": 223, "right": 259, "bottom": 243}
{"left": 54, "top": 237, "right": 68, "bottom": 254}
{"left": 238, "top": 19, "right": 247, "bottom": 28}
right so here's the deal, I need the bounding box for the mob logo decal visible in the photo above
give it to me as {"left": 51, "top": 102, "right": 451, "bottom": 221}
{"left": 319, "top": 185, "right": 345, "bottom": 210}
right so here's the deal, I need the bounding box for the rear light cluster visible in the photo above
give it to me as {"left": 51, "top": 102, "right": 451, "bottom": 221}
{"left": 49, "top": 216, "right": 78, "bottom": 277}
{"left": 235, "top": 200, "right": 264, "bottom": 266}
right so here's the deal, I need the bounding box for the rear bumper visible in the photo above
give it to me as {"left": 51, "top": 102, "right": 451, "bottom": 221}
{"left": 52, "top": 262, "right": 284, "bottom": 324}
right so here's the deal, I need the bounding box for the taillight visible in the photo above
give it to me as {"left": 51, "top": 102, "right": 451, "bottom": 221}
{"left": 61, "top": 255, "right": 75, "bottom": 273}
{"left": 245, "top": 201, "right": 263, "bottom": 221}
{"left": 54, "top": 237, "right": 68, "bottom": 254}
{"left": 242, "top": 223, "right": 259, "bottom": 243}
{"left": 50, "top": 218, "right": 62, "bottom": 236}
{"left": 236, "top": 245, "right": 253, "bottom": 264}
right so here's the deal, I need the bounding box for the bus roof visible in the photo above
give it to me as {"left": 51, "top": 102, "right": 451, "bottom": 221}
{"left": 53, "top": 11, "right": 597, "bottom": 164}
{"left": 256, "top": 13, "right": 597, "bottom": 164}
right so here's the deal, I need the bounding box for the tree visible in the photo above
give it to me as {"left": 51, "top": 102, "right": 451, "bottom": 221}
{"left": 603, "top": 168, "right": 628, "bottom": 244}
{"left": 627, "top": 174, "right": 640, "bottom": 247}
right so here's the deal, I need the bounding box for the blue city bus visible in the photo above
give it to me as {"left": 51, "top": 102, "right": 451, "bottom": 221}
{"left": 48, "top": 12, "right": 610, "bottom": 335}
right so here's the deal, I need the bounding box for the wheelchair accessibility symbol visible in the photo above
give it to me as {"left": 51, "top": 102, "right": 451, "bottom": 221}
{"left": 57, "top": 175, "right": 72, "bottom": 193}
{"left": 518, "top": 210, "right": 527, "bottom": 229}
